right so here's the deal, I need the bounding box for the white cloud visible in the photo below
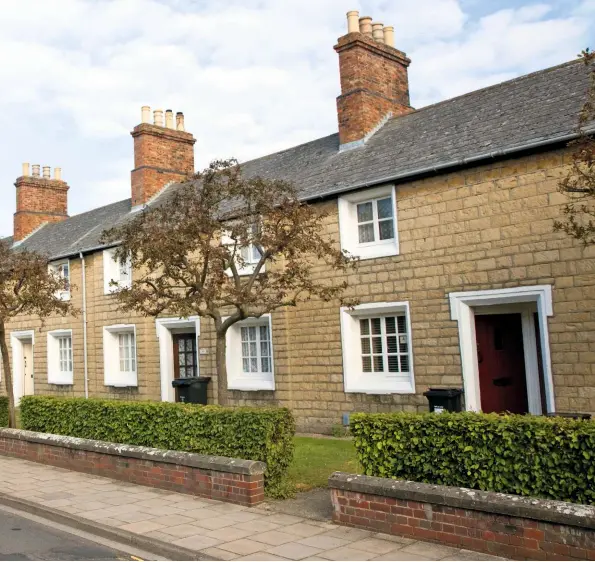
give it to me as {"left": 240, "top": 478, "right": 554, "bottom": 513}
{"left": 0, "top": 0, "right": 592, "bottom": 236}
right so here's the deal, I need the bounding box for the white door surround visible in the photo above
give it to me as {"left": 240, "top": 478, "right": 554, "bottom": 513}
{"left": 449, "top": 285, "right": 554, "bottom": 414}
{"left": 155, "top": 317, "right": 200, "bottom": 402}
{"left": 10, "top": 330, "right": 35, "bottom": 405}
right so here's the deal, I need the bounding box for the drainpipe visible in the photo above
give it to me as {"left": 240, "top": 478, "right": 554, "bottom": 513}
{"left": 79, "top": 252, "right": 89, "bottom": 399}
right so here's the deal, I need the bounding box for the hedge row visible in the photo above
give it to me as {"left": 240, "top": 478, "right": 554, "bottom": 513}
{"left": 350, "top": 411, "right": 595, "bottom": 505}
{"left": 20, "top": 396, "right": 295, "bottom": 495}
{"left": 0, "top": 396, "right": 7, "bottom": 427}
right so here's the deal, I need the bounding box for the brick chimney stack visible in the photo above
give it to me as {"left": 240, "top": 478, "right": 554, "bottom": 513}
{"left": 13, "top": 163, "right": 69, "bottom": 242}
{"left": 131, "top": 106, "right": 196, "bottom": 207}
{"left": 335, "top": 11, "right": 413, "bottom": 149}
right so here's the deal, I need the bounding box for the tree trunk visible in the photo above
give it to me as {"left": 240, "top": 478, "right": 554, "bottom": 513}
{"left": 0, "top": 321, "right": 16, "bottom": 428}
{"left": 215, "top": 332, "right": 228, "bottom": 406}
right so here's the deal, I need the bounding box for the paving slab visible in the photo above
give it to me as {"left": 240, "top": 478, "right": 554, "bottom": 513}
{"left": 0, "top": 455, "right": 506, "bottom": 561}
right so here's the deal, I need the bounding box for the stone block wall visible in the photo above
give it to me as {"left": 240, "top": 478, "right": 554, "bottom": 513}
{"left": 4, "top": 146, "right": 595, "bottom": 432}
{"left": 0, "top": 428, "right": 265, "bottom": 506}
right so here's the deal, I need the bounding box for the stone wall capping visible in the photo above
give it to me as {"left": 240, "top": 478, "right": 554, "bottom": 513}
{"left": 329, "top": 471, "right": 595, "bottom": 530}
{"left": 0, "top": 428, "right": 266, "bottom": 476}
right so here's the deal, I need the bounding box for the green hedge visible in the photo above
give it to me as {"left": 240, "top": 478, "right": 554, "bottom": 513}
{"left": 351, "top": 411, "right": 595, "bottom": 505}
{"left": 21, "top": 396, "right": 295, "bottom": 495}
{"left": 0, "top": 396, "right": 8, "bottom": 427}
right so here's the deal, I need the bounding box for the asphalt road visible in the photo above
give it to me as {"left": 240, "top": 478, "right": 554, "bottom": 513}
{"left": 0, "top": 508, "right": 144, "bottom": 561}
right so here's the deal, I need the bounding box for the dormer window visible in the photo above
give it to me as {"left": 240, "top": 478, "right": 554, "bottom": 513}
{"left": 338, "top": 185, "right": 399, "bottom": 260}
{"left": 49, "top": 260, "right": 70, "bottom": 301}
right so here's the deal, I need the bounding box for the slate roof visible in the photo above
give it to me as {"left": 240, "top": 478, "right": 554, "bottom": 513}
{"left": 11, "top": 58, "right": 593, "bottom": 261}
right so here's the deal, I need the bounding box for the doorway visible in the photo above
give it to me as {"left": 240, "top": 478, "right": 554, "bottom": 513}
{"left": 10, "top": 330, "right": 35, "bottom": 404}
{"left": 475, "top": 314, "right": 528, "bottom": 414}
{"left": 22, "top": 340, "right": 34, "bottom": 396}
{"left": 155, "top": 317, "right": 200, "bottom": 402}
{"left": 449, "top": 285, "right": 554, "bottom": 414}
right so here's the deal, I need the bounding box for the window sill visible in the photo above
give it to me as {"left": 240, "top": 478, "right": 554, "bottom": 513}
{"left": 48, "top": 380, "right": 73, "bottom": 386}
{"left": 228, "top": 378, "right": 275, "bottom": 392}
{"left": 352, "top": 242, "right": 399, "bottom": 261}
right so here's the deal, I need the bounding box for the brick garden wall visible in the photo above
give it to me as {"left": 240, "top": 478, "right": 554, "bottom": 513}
{"left": 329, "top": 472, "right": 595, "bottom": 560}
{"left": 0, "top": 429, "right": 265, "bottom": 506}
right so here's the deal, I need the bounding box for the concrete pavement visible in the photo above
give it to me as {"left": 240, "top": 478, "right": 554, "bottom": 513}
{"left": 0, "top": 456, "right": 504, "bottom": 561}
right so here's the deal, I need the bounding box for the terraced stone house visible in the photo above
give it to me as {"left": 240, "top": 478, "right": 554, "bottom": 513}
{"left": 2, "top": 11, "right": 594, "bottom": 432}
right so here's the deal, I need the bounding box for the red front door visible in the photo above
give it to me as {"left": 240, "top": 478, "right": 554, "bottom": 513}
{"left": 475, "top": 314, "right": 528, "bottom": 414}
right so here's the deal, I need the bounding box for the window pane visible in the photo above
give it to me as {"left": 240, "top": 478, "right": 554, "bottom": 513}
{"left": 260, "top": 341, "right": 270, "bottom": 357}
{"left": 387, "top": 336, "right": 397, "bottom": 353}
{"left": 360, "top": 319, "right": 370, "bottom": 336}
{"left": 250, "top": 358, "right": 258, "bottom": 372}
{"left": 379, "top": 219, "right": 394, "bottom": 240}
{"left": 259, "top": 325, "right": 270, "bottom": 341}
{"left": 377, "top": 198, "right": 393, "bottom": 219}
{"left": 397, "top": 316, "right": 407, "bottom": 334}
{"left": 261, "top": 358, "right": 271, "bottom": 373}
{"left": 179, "top": 354, "right": 186, "bottom": 366}
{"left": 242, "top": 342, "right": 249, "bottom": 356}
{"left": 362, "top": 356, "right": 372, "bottom": 372}
{"left": 249, "top": 342, "right": 257, "bottom": 357}
{"left": 241, "top": 327, "right": 248, "bottom": 342}
{"left": 358, "top": 223, "right": 375, "bottom": 244}
{"left": 388, "top": 355, "right": 399, "bottom": 372}
{"left": 372, "top": 337, "right": 383, "bottom": 354}
{"left": 186, "top": 354, "right": 193, "bottom": 366}
{"left": 243, "top": 358, "right": 250, "bottom": 372}
{"left": 361, "top": 338, "right": 371, "bottom": 354}
{"left": 357, "top": 202, "right": 373, "bottom": 223}
{"left": 399, "top": 335, "right": 408, "bottom": 353}
{"left": 373, "top": 355, "right": 384, "bottom": 372}
{"left": 385, "top": 317, "right": 396, "bottom": 334}
{"left": 371, "top": 318, "right": 381, "bottom": 335}
{"left": 248, "top": 326, "right": 257, "bottom": 341}
{"left": 401, "top": 355, "right": 410, "bottom": 372}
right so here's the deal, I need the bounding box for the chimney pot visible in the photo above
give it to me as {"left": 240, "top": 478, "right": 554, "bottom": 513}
{"left": 359, "top": 16, "right": 373, "bottom": 36}
{"left": 165, "top": 109, "right": 174, "bottom": 129}
{"left": 22, "top": 163, "right": 30, "bottom": 177}
{"left": 346, "top": 10, "right": 359, "bottom": 33}
{"left": 32, "top": 164, "right": 40, "bottom": 177}
{"left": 141, "top": 105, "right": 151, "bottom": 124}
{"left": 153, "top": 109, "right": 164, "bottom": 127}
{"left": 372, "top": 22, "right": 384, "bottom": 43}
{"left": 42, "top": 166, "right": 51, "bottom": 179}
{"left": 383, "top": 26, "right": 395, "bottom": 47}
{"left": 176, "top": 112, "right": 185, "bottom": 131}
{"left": 54, "top": 167, "right": 62, "bottom": 180}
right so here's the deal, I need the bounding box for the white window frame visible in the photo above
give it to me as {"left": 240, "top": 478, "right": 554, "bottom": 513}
{"left": 225, "top": 314, "right": 275, "bottom": 391}
{"left": 103, "top": 325, "right": 137, "bottom": 387}
{"left": 222, "top": 226, "right": 265, "bottom": 277}
{"left": 338, "top": 184, "right": 399, "bottom": 260}
{"left": 47, "top": 329, "right": 73, "bottom": 385}
{"left": 340, "top": 302, "right": 415, "bottom": 394}
{"left": 49, "top": 259, "right": 71, "bottom": 301}
{"left": 103, "top": 248, "right": 132, "bottom": 294}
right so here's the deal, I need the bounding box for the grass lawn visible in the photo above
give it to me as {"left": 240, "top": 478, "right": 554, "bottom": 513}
{"left": 288, "top": 436, "right": 359, "bottom": 491}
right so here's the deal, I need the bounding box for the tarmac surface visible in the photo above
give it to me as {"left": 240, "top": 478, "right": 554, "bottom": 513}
{"left": 0, "top": 507, "right": 145, "bottom": 561}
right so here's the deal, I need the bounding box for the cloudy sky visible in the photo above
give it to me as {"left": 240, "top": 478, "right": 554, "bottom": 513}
{"left": 0, "top": 0, "right": 593, "bottom": 237}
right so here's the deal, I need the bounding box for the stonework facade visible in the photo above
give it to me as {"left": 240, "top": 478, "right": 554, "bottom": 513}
{"left": 4, "top": 146, "right": 595, "bottom": 432}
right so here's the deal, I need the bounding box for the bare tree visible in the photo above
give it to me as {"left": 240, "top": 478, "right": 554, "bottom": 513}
{"left": 0, "top": 240, "right": 72, "bottom": 427}
{"left": 103, "top": 159, "right": 356, "bottom": 404}
{"left": 554, "top": 49, "right": 595, "bottom": 243}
